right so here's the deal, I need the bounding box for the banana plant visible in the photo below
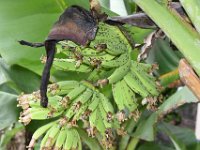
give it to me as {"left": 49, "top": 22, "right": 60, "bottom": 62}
{"left": 0, "top": 0, "right": 200, "bottom": 150}
{"left": 17, "top": 20, "right": 160, "bottom": 150}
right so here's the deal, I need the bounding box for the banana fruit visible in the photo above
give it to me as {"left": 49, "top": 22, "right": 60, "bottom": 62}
{"left": 108, "top": 59, "right": 131, "bottom": 84}
{"left": 101, "top": 52, "right": 129, "bottom": 69}
{"left": 53, "top": 58, "right": 92, "bottom": 73}
{"left": 90, "top": 22, "right": 132, "bottom": 55}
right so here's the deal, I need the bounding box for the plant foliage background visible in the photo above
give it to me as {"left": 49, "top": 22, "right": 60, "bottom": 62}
{"left": 0, "top": 0, "right": 200, "bottom": 150}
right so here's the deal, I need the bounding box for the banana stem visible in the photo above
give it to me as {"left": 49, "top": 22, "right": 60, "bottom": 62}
{"left": 126, "top": 138, "right": 139, "bottom": 150}
{"left": 77, "top": 128, "right": 103, "bottom": 150}
{"left": 159, "top": 68, "right": 180, "bottom": 88}
{"left": 119, "top": 119, "right": 136, "bottom": 150}
{"left": 180, "top": 0, "right": 200, "bottom": 34}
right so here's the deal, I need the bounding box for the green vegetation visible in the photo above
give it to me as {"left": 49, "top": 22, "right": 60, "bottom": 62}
{"left": 0, "top": 0, "right": 200, "bottom": 150}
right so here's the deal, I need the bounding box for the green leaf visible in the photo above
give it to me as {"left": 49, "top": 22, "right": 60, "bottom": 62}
{"left": 123, "top": 25, "right": 153, "bottom": 44}
{"left": 64, "top": 0, "right": 89, "bottom": 9}
{"left": 0, "top": 91, "right": 19, "bottom": 130}
{"left": 146, "top": 39, "right": 182, "bottom": 75}
{"left": 77, "top": 128, "right": 102, "bottom": 150}
{"left": 0, "top": 84, "right": 19, "bottom": 95}
{"left": 167, "top": 132, "right": 186, "bottom": 150}
{"left": 132, "top": 86, "right": 198, "bottom": 142}
{"left": 132, "top": 112, "right": 157, "bottom": 141}
{"left": 0, "top": 59, "right": 41, "bottom": 94}
{"left": 137, "top": 142, "right": 175, "bottom": 150}
{"left": 134, "top": 0, "right": 200, "bottom": 76}
{"left": 158, "top": 123, "right": 197, "bottom": 150}
{"left": 180, "top": 0, "right": 200, "bottom": 34}
{"left": 157, "top": 86, "right": 199, "bottom": 116}
{"left": 99, "top": 0, "right": 110, "bottom": 8}
{"left": 0, "top": 0, "right": 62, "bottom": 74}
{"left": 0, "top": 123, "right": 24, "bottom": 149}
{"left": 123, "top": 0, "right": 137, "bottom": 14}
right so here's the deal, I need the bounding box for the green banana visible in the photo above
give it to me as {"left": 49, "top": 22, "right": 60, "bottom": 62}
{"left": 57, "top": 81, "right": 79, "bottom": 90}
{"left": 137, "top": 63, "right": 152, "bottom": 73}
{"left": 98, "top": 102, "right": 112, "bottom": 128}
{"left": 22, "top": 108, "right": 63, "bottom": 122}
{"left": 112, "top": 82, "right": 126, "bottom": 111}
{"left": 124, "top": 72, "right": 149, "bottom": 98}
{"left": 131, "top": 62, "right": 159, "bottom": 96}
{"left": 107, "top": 59, "right": 131, "bottom": 84}
{"left": 77, "top": 47, "right": 101, "bottom": 56}
{"left": 48, "top": 81, "right": 79, "bottom": 96}
{"left": 87, "top": 69, "right": 101, "bottom": 82}
{"left": 87, "top": 68, "right": 110, "bottom": 82}
{"left": 63, "top": 129, "right": 78, "bottom": 150}
{"left": 64, "top": 93, "right": 85, "bottom": 119}
{"left": 120, "top": 79, "right": 138, "bottom": 112}
{"left": 66, "top": 84, "right": 86, "bottom": 101}
{"left": 28, "top": 96, "right": 64, "bottom": 111}
{"left": 27, "top": 121, "right": 57, "bottom": 149}
{"left": 45, "top": 132, "right": 59, "bottom": 149}
{"left": 54, "top": 126, "right": 68, "bottom": 149}
{"left": 66, "top": 88, "right": 92, "bottom": 120}
{"left": 88, "top": 92, "right": 100, "bottom": 112}
{"left": 83, "top": 53, "right": 115, "bottom": 62}
{"left": 101, "top": 52, "right": 129, "bottom": 69}
{"left": 47, "top": 96, "right": 64, "bottom": 111}
{"left": 73, "top": 101, "right": 89, "bottom": 121}
{"left": 28, "top": 100, "right": 41, "bottom": 108}
{"left": 90, "top": 23, "right": 131, "bottom": 56}
{"left": 48, "top": 123, "right": 60, "bottom": 139}
{"left": 75, "top": 129, "right": 82, "bottom": 150}
{"left": 32, "top": 121, "right": 57, "bottom": 140}
{"left": 89, "top": 108, "right": 106, "bottom": 134}
{"left": 53, "top": 59, "right": 92, "bottom": 73}
{"left": 80, "top": 80, "right": 96, "bottom": 91}
{"left": 99, "top": 93, "right": 114, "bottom": 114}
{"left": 64, "top": 103, "right": 77, "bottom": 119}
{"left": 64, "top": 88, "right": 93, "bottom": 120}
{"left": 40, "top": 128, "right": 52, "bottom": 150}
{"left": 44, "top": 124, "right": 60, "bottom": 148}
{"left": 79, "top": 45, "right": 116, "bottom": 60}
{"left": 91, "top": 38, "right": 125, "bottom": 56}
{"left": 89, "top": 108, "right": 98, "bottom": 128}
{"left": 76, "top": 88, "right": 93, "bottom": 104}
{"left": 56, "top": 41, "right": 75, "bottom": 56}
{"left": 71, "top": 129, "right": 80, "bottom": 149}
{"left": 58, "top": 40, "right": 78, "bottom": 48}
{"left": 95, "top": 107, "right": 106, "bottom": 134}
{"left": 112, "top": 118, "right": 121, "bottom": 129}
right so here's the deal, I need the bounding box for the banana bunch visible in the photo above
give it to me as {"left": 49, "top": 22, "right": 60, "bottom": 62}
{"left": 18, "top": 81, "right": 82, "bottom": 125}
{"left": 111, "top": 61, "right": 159, "bottom": 114}
{"left": 18, "top": 81, "right": 119, "bottom": 149}
{"left": 18, "top": 22, "right": 160, "bottom": 149}
{"left": 52, "top": 23, "right": 132, "bottom": 73}
{"left": 27, "top": 120, "right": 82, "bottom": 150}
{"left": 53, "top": 23, "right": 159, "bottom": 104}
